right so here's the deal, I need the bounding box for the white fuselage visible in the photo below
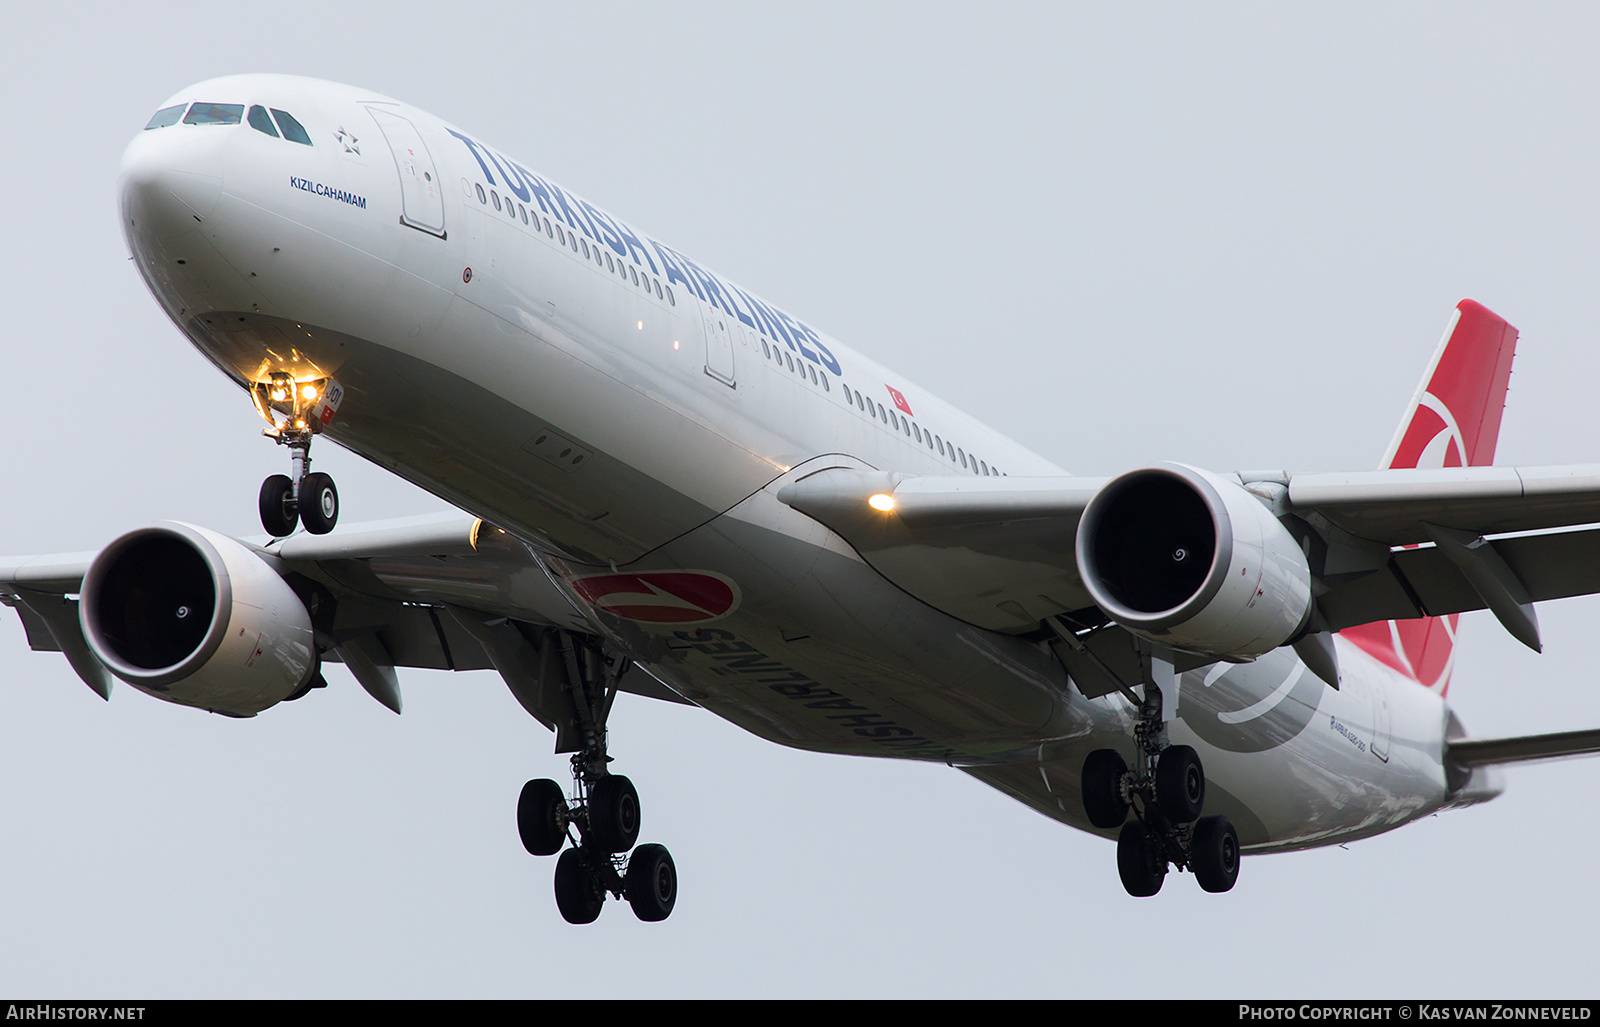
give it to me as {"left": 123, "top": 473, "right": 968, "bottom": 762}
{"left": 118, "top": 75, "right": 1491, "bottom": 854}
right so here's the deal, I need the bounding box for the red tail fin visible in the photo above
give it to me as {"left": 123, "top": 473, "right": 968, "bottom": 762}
{"left": 1341, "top": 300, "right": 1518, "bottom": 694}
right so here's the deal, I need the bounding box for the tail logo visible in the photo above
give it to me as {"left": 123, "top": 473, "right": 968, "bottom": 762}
{"left": 1386, "top": 616, "right": 1458, "bottom": 694}
{"left": 1393, "top": 392, "right": 1468, "bottom": 471}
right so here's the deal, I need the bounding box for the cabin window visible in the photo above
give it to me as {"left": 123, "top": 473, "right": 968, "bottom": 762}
{"left": 520, "top": 204, "right": 528, "bottom": 224}
{"left": 903, "top": 419, "right": 911, "bottom": 437}
{"left": 630, "top": 266, "right": 640, "bottom": 286}
{"left": 666, "top": 286, "right": 675, "bottom": 306}
{"left": 490, "top": 190, "right": 502, "bottom": 212}
{"left": 821, "top": 375, "right": 829, "bottom": 392}
{"left": 936, "top": 436, "right": 944, "bottom": 455}
{"left": 784, "top": 353, "right": 794, "bottom": 372}
{"left": 879, "top": 404, "right": 888, "bottom": 424}
{"left": 581, "top": 239, "right": 590, "bottom": 258}
{"left": 475, "top": 183, "right": 487, "bottom": 204}
{"left": 761, "top": 340, "right": 771, "bottom": 359}
{"left": 144, "top": 104, "right": 186, "bottom": 130}
{"left": 570, "top": 233, "right": 579, "bottom": 253}
{"left": 605, "top": 252, "right": 615, "bottom": 272}
{"left": 270, "top": 109, "right": 312, "bottom": 145}
{"left": 857, "top": 393, "right": 866, "bottom": 412}
{"left": 959, "top": 448, "right": 967, "bottom": 468}
{"left": 808, "top": 365, "right": 818, "bottom": 385}
{"left": 913, "top": 424, "right": 922, "bottom": 443}
{"left": 544, "top": 218, "right": 553, "bottom": 237}
{"left": 247, "top": 106, "right": 279, "bottom": 137}
{"left": 184, "top": 103, "right": 244, "bottom": 126}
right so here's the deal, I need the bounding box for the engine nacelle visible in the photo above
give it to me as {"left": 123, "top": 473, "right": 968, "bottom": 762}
{"left": 1075, "top": 464, "right": 1312, "bottom": 659}
{"left": 79, "top": 522, "right": 316, "bottom": 716}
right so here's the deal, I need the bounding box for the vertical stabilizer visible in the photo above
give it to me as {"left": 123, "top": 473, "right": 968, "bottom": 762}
{"left": 1341, "top": 300, "right": 1519, "bottom": 694}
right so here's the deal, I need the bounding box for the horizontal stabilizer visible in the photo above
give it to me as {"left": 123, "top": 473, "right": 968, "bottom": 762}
{"left": 1448, "top": 728, "right": 1600, "bottom": 767}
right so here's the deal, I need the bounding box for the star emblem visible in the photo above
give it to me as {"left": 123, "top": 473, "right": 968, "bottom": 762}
{"left": 334, "top": 127, "right": 360, "bottom": 155}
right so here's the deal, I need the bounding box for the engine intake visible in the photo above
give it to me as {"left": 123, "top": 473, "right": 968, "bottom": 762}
{"left": 1075, "top": 464, "right": 1312, "bottom": 659}
{"left": 80, "top": 522, "right": 316, "bottom": 716}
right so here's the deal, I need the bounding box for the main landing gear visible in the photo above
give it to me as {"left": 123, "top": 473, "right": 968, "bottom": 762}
{"left": 515, "top": 635, "right": 677, "bottom": 924}
{"left": 252, "top": 372, "right": 342, "bottom": 537}
{"left": 1081, "top": 666, "right": 1240, "bottom": 897}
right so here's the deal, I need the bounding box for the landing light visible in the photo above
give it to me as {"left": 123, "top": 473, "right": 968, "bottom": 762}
{"left": 637, "top": 321, "right": 644, "bottom": 330}
{"left": 300, "top": 384, "right": 318, "bottom": 400}
{"left": 868, "top": 493, "right": 896, "bottom": 512}
{"left": 270, "top": 389, "right": 287, "bottom": 402}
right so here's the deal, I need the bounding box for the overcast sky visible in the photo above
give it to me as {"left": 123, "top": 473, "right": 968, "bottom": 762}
{"left": 4, "top": 2, "right": 1600, "bottom": 998}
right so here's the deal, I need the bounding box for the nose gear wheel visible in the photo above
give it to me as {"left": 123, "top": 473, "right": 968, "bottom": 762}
{"left": 251, "top": 372, "right": 343, "bottom": 537}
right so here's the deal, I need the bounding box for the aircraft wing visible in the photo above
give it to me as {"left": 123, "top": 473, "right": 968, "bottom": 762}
{"left": 776, "top": 464, "right": 1600, "bottom": 636}
{"left": 0, "top": 512, "right": 691, "bottom": 711}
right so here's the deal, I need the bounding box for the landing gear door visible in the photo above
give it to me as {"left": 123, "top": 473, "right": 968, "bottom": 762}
{"left": 367, "top": 107, "right": 446, "bottom": 239}
{"left": 701, "top": 304, "right": 736, "bottom": 387}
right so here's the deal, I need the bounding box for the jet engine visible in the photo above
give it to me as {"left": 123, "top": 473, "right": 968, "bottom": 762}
{"left": 1075, "top": 463, "right": 1312, "bottom": 659}
{"left": 79, "top": 522, "right": 317, "bottom": 716}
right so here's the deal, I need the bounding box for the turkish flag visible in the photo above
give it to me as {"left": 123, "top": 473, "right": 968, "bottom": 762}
{"left": 886, "top": 385, "right": 913, "bottom": 416}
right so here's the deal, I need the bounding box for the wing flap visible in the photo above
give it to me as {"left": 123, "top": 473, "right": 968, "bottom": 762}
{"left": 1318, "top": 527, "right": 1600, "bottom": 630}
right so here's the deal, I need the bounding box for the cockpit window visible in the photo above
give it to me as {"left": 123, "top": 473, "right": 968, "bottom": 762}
{"left": 270, "top": 109, "right": 312, "bottom": 146}
{"left": 144, "top": 104, "right": 186, "bottom": 130}
{"left": 183, "top": 103, "right": 245, "bottom": 126}
{"left": 247, "top": 105, "right": 280, "bottom": 138}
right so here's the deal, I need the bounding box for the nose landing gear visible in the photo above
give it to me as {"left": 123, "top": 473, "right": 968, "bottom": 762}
{"left": 251, "top": 373, "right": 343, "bottom": 537}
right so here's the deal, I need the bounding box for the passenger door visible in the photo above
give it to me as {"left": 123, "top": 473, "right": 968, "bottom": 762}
{"left": 367, "top": 107, "right": 447, "bottom": 238}
{"left": 701, "top": 303, "right": 736, "bottom": 387}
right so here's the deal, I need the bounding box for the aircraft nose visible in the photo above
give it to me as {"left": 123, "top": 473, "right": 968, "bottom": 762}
{"left": 118, "top": 126, "right": 224, "bottom": 246}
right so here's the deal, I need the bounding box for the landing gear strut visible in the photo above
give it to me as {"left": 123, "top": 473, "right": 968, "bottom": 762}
{"left": 252, "top": 372, "right": 342, "bottom": 537}
{"left": 514, "top": 632, "right": 677, "bottom": 924}
{"left": 1080, "top": 651, "right": 1240, "bottom": 896}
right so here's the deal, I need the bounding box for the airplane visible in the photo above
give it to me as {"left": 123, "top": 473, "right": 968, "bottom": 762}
{"left": 7, "top": 72, "right": 1600, "bottom": 923}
